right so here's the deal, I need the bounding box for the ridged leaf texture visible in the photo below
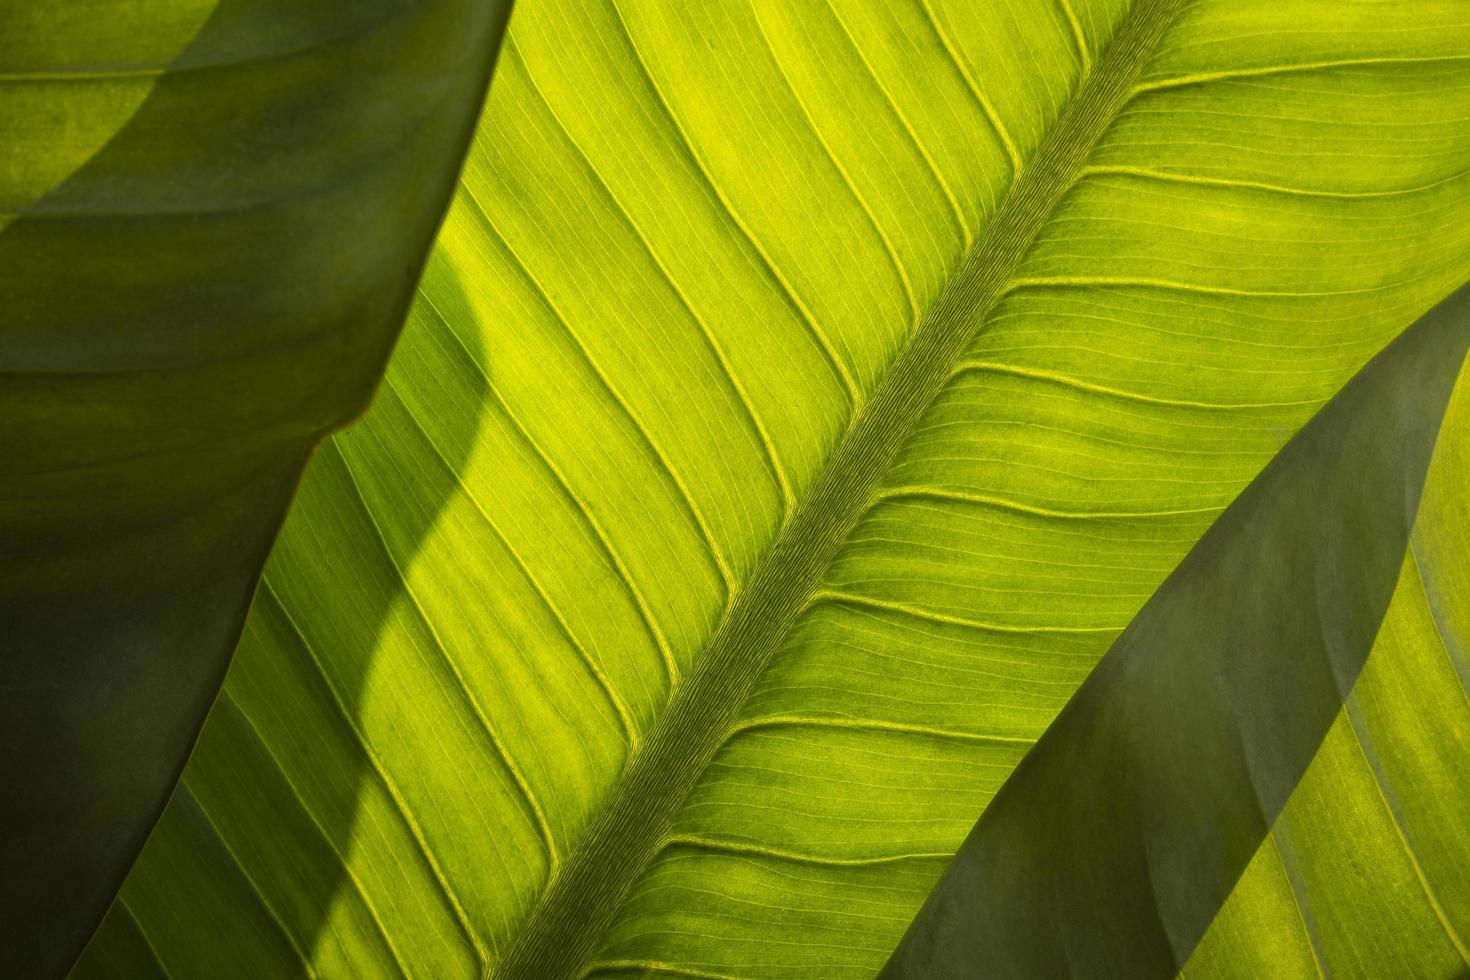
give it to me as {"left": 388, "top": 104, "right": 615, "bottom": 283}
{"left": 46, "top": 0, "right": 1470, "bottom": 977}
{"left": 884, "top": 286, "right": 1470, "bottom": 976}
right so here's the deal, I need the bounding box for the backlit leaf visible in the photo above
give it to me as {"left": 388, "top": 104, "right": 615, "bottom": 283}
{"left": 59, "top": 0, "right": 1470, "bottom": 977}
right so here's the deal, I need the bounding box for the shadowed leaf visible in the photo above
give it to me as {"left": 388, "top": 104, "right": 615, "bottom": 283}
{"left": 0, "top": 2, "right": 512, "bottom": 976}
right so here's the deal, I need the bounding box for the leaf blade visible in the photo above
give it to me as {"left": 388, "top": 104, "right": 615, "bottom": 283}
{"left": 881, "top": 285, "right": 1470, "bottom": 976}
{"left": 1186, "top": 353, "right": 1470, "bottom": 978}
{"left": 80, "top": 2, "right": 1470, "bottom": 978}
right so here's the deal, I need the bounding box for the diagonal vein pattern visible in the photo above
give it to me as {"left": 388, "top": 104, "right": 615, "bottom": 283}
{"left": 496, "top": 2, "right": 1185, "bottom": 974}
{"left": 82, "top": 1, "right": 1470, "bottom": 978}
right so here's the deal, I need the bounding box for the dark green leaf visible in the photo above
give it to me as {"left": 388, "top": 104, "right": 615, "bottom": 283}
{"left": 0, "top": 2, "right": 512, "bottom": 975}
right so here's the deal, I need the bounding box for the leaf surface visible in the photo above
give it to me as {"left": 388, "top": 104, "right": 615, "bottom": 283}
{"left": 1184, "top": 321, "right": 1470, "bottom": 978}
{"left": 0, "top": 2, "right": 512, "bottom": 976}
{"left": 78, "top": 1, "right": 1470, "bottom": 978}
{"left": 882, "top": 285, "right": 1470, "bottom": 977}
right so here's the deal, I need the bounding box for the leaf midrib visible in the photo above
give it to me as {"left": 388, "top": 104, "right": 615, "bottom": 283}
{"left": 497, "top": 1, "right": 1186, "bottom": 975}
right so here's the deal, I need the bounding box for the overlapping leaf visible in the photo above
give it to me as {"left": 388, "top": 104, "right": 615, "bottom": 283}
{"left": 0, "top": 2, "right": 511, "bottom": 976}
{"left": 884, "top": 286, "right": 1470, "bottom": 977}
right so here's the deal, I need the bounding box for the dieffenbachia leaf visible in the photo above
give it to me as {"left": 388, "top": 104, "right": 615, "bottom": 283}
{"left": 78, "top": 0, "right": 1470, "bottom": 977}
{"left": 0, "top": 2, "right": 512, "bottom": 976}
{"left": 882, "top": 285, "right": 1470, "bottom": 978}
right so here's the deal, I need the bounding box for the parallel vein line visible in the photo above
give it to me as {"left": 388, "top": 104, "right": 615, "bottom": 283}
{"left": 1079, "top": 164, "right": 1470, "bottom": 201}
{"left": 1342, "top": 706, "right": 1470, "bottom": 964}
{"left": 1409, "top": 541, "right": 1470, "bottom": 705}
{"left": 950, "top": 359, "right": 1316, "bottom": 410}
{"left": 383, "top": 371, "right": 639, "bottom": 748}
{"left": 660, "top": 834, "right": 949, "bottom": 868}
{"left": 1057, "top": 0, "right": 1092, "bottom": 74}
{"left": 875, "top": 485, "right": 1222, "bottom": 521}
{"left": 821, "top": 0, "right": 972, "bottom": 243}
{"left": 605, "top": 0, "right": 863, "bottom": 408}
{"left": 115, "top": 895, "right": 175, "bottom": 980}
{"left": 725, "top": 713, "right": 1034, "bottom": 748}
{"left": 749, "top": 4, "right": 921, "bottom": 325}
{"left": 216, "top": 692, "right": 414, "bottom": 980}
{"left": 0, "top": 6, "right": 420, "bottom": 86}
{"left": 457, "top": 177, "right": 738, "bottom": 600}
{"left": 332, "top": 440, "right": 562, "bottom": 875}
{"left": 0, "top": 67, "right": 165, "bottom": 82}
{"left": 1005, "top": 275, "right": 1396, "bottom": 299}
{"left": 509, "top": 39, "right": 795, "bottom": 516}
{"left": 257, "top": 580, "right": 490, "bottom": 967}
{"left": 916, "top": 0, "right": 1023, "bottom": 174}
{"left": 810, "top": 589, "right": 1122, "bottom": 635}
{"left": 184, "top": 786, "right": 319, "bottom": 977}
{"left": 585, "top": 960, "right": 743, "bottom": 980}
{"left": 1133, "top": 54, "right": 1470, "bottom": 95}
{"left": 416, "top": 287, "right": 680, "bottom": 685}
{"left": 1266, "top": 831, "right": 1328, "bottom": 980}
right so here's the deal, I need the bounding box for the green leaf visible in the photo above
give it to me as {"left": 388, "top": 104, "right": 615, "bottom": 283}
{"left": 0, "top": 2, "right": 512, "bottom": 976}
{"left": 76, "top": 0, "right": 1470, "bottom": 977}
{"left": 1185, "top": 329, "right": 1470, "bottom": 978}
{"left": 881, "top": 285, "right": 1470, "bottom": 978}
